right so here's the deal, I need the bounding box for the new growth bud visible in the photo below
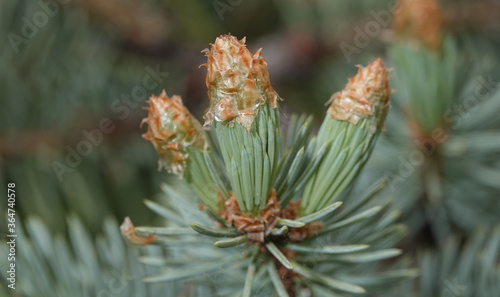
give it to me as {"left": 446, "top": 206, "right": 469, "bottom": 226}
{"left": 142, "top": 91, "right": 207, "bottom": 177}
{"left": 120, "top": 217, "right": 155, "bottom": 245}
{"left": 328, "top": 58, "right": 390, "bottom": 133}
{"left": 393, "top": 0, "right": 444, "bottom": 51}
{"left": 301, "top": 58, "right": 391, "bottom": 214}
{"left": 203, "top": 34, "right": 279, "bottom": 131}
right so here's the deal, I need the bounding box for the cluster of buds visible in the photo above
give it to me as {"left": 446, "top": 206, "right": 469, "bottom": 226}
{"left": 142, "top": 91, "right": 207, "bottom": 177}
{"left": 202, "top": 34, "right": 279, "bottom": 131}
{"left": 393, "top": 0, "right": 444, "bottom": 51}
{"left": 132, "top": 35, "right": 405, "bottom": 296}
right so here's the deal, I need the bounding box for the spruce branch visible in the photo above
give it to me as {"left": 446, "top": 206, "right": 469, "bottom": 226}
{"left": 125, "top": 34, "right": 412, "bottom": 296}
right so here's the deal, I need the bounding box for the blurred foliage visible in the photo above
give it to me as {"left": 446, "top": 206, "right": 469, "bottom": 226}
{"left": 0, "top": 216, "right": 173, "bottom": 297}
{"left": 0, "top": 0, "right": 176, "bottom": 235}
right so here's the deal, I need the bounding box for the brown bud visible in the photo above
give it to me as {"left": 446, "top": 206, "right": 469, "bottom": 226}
{"left": 393, "top": 0, "right": 444, "bottom": 51}
{"left": 142, "top": 91, "right": 207, "bottom": 177}
{"left": 327, "top": 58, "right": 391, "bottom": 133}
{"left": 120, "top": 217, "right": 155, "bottom": 245}
{"left": 202, "top": 34, "right": 279, "bottom": 131}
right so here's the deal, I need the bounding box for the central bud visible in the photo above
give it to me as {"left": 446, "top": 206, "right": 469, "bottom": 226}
{"left": 203, "top": 34, "right": 279, "bottom": 131}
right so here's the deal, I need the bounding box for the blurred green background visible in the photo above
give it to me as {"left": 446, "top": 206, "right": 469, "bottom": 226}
{"left": 1, "top": 0, "right": 500, "bottom": 296}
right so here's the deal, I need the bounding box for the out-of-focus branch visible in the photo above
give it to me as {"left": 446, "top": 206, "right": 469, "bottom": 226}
{"left": 0, "top": 115, "right": 142, "bottom": 158}
{"left": 444, "top": 1, "right": 500, "bottom": 31}
{"left": 75, "top": 0, "right": 172, "bottom": 49}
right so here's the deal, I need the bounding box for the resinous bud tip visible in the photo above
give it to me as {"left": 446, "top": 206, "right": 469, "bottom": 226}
{"left": 327, "top": 58, "right": 391, "bottom": 133}
{"left": 203, "top": 34, "right": 279, "bottom": 131}
{"left": 142, "top": 91, "right": 207, "bottom": 177}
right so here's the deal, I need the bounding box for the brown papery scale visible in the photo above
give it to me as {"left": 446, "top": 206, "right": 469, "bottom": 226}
{"left": 120, "top": 217, "right": 156, "bottom": 245}
{"left": 220, "top": 191, "right": 322, "bottom": 243}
